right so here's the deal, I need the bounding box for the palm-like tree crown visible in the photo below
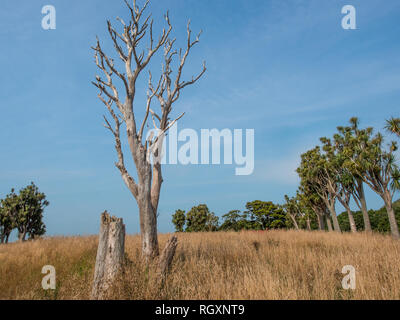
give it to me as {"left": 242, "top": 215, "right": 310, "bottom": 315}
{"left": 385, "top": 117, "right": 400, "bottom": 137}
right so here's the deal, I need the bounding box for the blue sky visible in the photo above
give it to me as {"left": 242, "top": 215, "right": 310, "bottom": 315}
{"left": 1, "top": 0, "right": 400, "bottom": 238}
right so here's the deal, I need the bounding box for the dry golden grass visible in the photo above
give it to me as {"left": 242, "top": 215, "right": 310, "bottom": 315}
{"left": 1, "top": 230, "right": 400, "bottom": 300}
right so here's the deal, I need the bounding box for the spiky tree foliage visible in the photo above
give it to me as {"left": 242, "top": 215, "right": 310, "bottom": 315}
{"left": 345, "top": 131, "right": 400, "bottom": 239}
{"left": 385, "top": 117, "right": 400, "bottom": 138}
{"left": 320, "top": 136, "right": 357, "bottom": 233}
{"left": 333, "top": 117, "right": 373, "bottom": 231}
{"left": 300, "top": 201, "right": 317, "bottom": 230}
{"left": 298, "top": 182, "right": 329, "bottom": 231}
{"left": 283, "top": 194, "right": 301, "bottom": 230}
{"left": 297, "top": 147, "right": 341, "bottom": 232}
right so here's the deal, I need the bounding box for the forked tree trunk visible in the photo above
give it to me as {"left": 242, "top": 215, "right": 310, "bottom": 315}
{"left": 18, "top": 230, "right": 27, "bottom": 242}
{"left": 91, "top": 211, "right": 125, "bottom": 300}
{"left": 289, "top": 214, "right": 299, "bottom": 230}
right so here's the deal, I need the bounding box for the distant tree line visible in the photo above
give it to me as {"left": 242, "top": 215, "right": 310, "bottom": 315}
{"left": 0, "top": 182, "right": 48, "bottom": 243}
{"left": 172, "top": 200, "right": 400, "bottom": 234}
{"left": 172, "top": 117, "right": 400, "bottom": 237}
{"left": 172, "top": 201, "right": 287, "bottom": 232}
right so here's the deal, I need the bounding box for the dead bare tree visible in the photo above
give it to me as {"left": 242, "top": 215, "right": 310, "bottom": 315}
{"left": 92, "top": 0, "right": 206, "bottom": 262}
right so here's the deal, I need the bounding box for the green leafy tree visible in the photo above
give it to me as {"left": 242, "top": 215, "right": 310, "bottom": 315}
{"left": 320, "top": 136, "right": 357, "bottom": 233}
{"left": 185, "top": 204, "right": 219, "bottom": 232}
{"left": 219, "top": 210, "right": 243, "bottom": 231}
{"left": 295, "top": 190, "right": 319, "bottom": 230}
{"left": 385, "top": 117, "right": 400, "bottom": 138}
{"left": 283, "top": 195, "right": 301, "bottom": 230}
{"left": 297, "top": 147, "right": 341, "bottom": 232}
{"left": 333, "top": 118, "right": 373, "bottom": 232}
{"left": 244, "top": 200, "right": 286, "bottom": 230}
{"left": 344, "top": 131, "right": 400, "bottom": 239}
{"left": 172, "top": 209, "right": 186, "bottom": 232}
{"left": 0, "top": 189, "right": 18, "bottom": 243}
{"left": 297, "top": 184, "right": 329, "bottom": 231}
{"left": 337, "top": 206, "right": 400, "bottom": 234}
{"left": 284, "top": 191, "right": 318, "bottom": 231}
{"left": 14, "top": 182, "right": 49, "bottom": 242}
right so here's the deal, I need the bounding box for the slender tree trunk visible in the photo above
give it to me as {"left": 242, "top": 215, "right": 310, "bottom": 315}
{"left": 357, "top": 181, "right": 372, "bottom": 232}
{"left": 5, "top": 233, "right": 10, "bottom": 243}
{"left": 316, "top": 212, "right": 325, "bottom": 231}
{"left": 306, "top": 217, "right": 311, "bottom": 231}
{"left": 360, "top": 197, "right": 371, "bottom": 232}
{"left": 289, "top": 214, "right": 299, "bottom": 230}
{"left": 18, "top": 230, "right": 27, "bottom": 242}
{"left": 326, "top": 214, "right": 333, "bottom": 232}
{"left": 91, "top": 211, "right": 125, "bottom": 300}
{"left": 346, "top": 207, "right": 357, "bottom": 233}
{"left": 337, "top": 195, "right": 356, "bottom": 233}
{"left": 382, "top": 191, "right": 400, "bottom": 240}
{"left": 328, "top": 205, "right": 341, "bottom": 232}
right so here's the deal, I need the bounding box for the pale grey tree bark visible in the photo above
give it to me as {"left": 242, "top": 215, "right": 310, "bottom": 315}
{"left": 92, "top": 0, "right": 205, "bottom": 261}
{"left": 352, "top": 178, "right": 372, "bottom": 232}
{"left": 306, "top": 216, "right": 311, "bottom": 231}
{"left": 157, "top": 235, "right": 178, "bottom": 284}
{"left": 91, "top": 211, "right": 125, "bottom": 300}
{"left": 336, "top": 190, "right": 357, "bottom": 233}
{"left": 290, "top": 215, "right": 300, "bottom": 230}
{"left": 327, "top": 203, "right": 341, "bottom": 232}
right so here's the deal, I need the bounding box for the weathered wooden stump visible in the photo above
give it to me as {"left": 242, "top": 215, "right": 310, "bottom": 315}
{"left": 157, "top": 235, "right": 178, "bottom": 284}
{"left": 91, "top": 211, "right": 125, "bottom": 300}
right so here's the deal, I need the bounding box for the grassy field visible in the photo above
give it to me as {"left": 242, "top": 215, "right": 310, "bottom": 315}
{"left": 0, "top": 230, "right": 400, "bottom": 299}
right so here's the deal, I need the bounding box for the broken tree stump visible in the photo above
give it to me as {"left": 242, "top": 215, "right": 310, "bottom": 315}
{"left": 157, "top": 235, "right": 178, "bottom": 284}
{"left": 91, "top": 211, "right": 125, "bottom": 300}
